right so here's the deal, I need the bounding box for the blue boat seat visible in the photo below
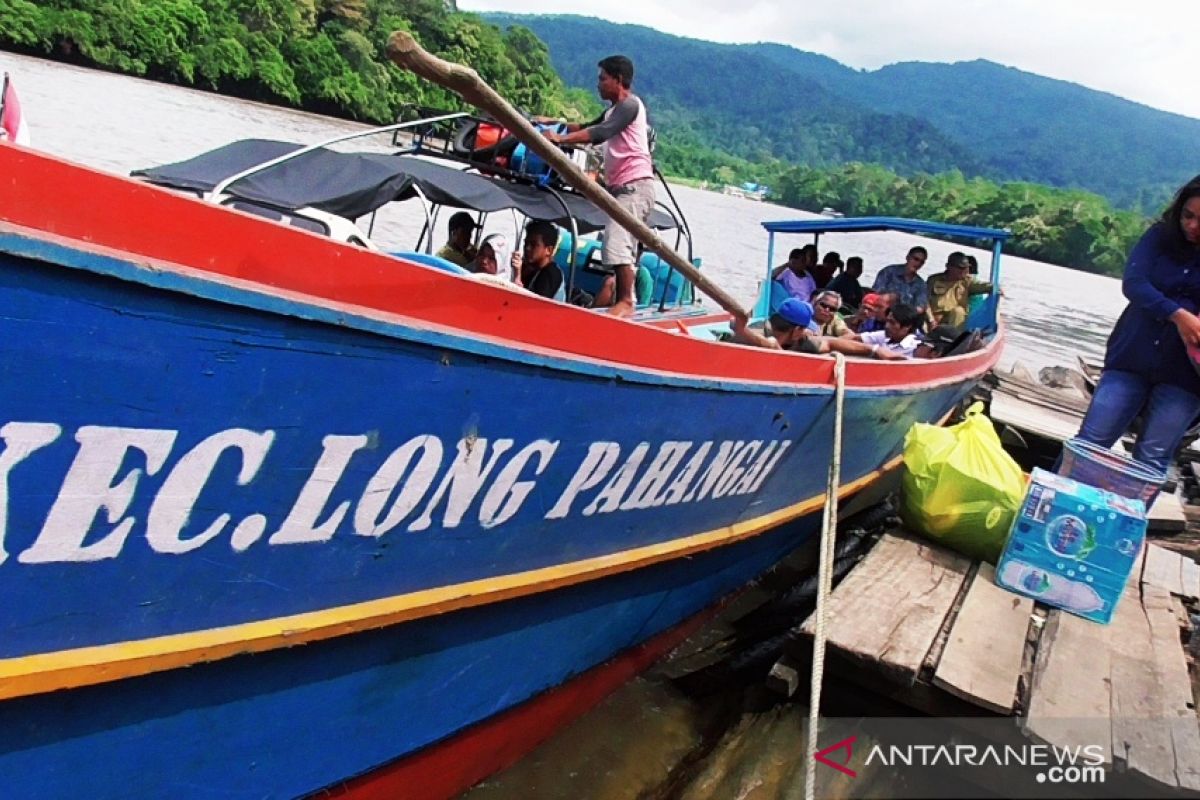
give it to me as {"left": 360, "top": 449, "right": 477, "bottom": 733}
{"left": 388, "top": 250, "right": 470, "bottom": 275}
{"left": 767, "top": 279, "right": 791, "bottom": 313}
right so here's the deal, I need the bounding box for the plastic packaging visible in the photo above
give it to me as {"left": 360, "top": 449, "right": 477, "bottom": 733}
{"left": 1058, "top": 437, "right": 1165, "bottom": 508}
{"left": 901, "top": 402, "right": 1026, "bottom": 563}
{"left": 995, "top": 467, "right": 1146, "bottom": 624}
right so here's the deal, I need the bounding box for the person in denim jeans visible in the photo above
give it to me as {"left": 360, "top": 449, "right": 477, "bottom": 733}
{"left": 1076, "top": 175, "right": 1200, "bottom": 475}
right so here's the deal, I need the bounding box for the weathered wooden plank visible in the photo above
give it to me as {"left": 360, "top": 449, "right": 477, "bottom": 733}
{"left": 1143, "top": 588, "right": 1200, "bottom": 791}
{"left": 1179, "top": 556, "right": 1200, "bottom": 601}
{"left": 991, "top": 373, "right": 1091, "bottom": 415}
{"left": 799, "top": 533, "right": 970, "bottom": 686}
{"left": 988, "top": 392, "right": 1081, "bottom": 444}
{"left": 1108, "top": 586, "right": 1178, "bottom": 787}
{"left": 1143, "top": 545, "right": 1186, "bottom": 596}
{"left": 932, "top": 563, "right": 1032, "bottom": 713}
{"left": 1147, "top": 490, "right": 1187, "bottom": 534}
{"left": 1130, "top": 540, "right": 1147, "bottom": 589}
{"left": 1024, "top": 610, "right": 1113, "bottom": 765}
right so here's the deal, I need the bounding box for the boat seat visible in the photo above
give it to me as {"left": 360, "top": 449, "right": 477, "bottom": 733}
{"left": 767, "top": 279, "right": 791, "bottom": 313}
{"left": 389, "top": 250, "right": 470, "bottom": 275}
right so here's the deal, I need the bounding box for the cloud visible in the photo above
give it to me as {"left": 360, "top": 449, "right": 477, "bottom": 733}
{"left": 461, "top": 0, "right": 1200, "bottom": 119}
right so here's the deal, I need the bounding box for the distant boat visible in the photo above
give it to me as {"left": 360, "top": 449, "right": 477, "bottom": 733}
{"left": 722, "top": 182, "right": 768, "bottom": 201}
{"left": 0, "top": 120, "right": 1006, "bottom": 798}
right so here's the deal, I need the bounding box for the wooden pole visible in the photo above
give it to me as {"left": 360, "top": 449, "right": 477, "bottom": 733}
{"left": 385, "top": 31, "right": 750, "bottom": 321}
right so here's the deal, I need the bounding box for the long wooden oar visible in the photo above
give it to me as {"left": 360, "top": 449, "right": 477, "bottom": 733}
{"left": 386, "top": 31, "right": 751, "bottom": 321}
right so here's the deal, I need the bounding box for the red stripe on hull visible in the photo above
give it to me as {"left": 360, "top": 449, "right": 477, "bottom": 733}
{"left": 0, "top": 145, "right": 1000, "bottom": 390}
{"left": 319, "top": 605, "right": 722, "bottom": 800}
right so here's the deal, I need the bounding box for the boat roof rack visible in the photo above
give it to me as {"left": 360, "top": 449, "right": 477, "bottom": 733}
{"left": 761, "top": 216, "right": 1011, "bottom": 241}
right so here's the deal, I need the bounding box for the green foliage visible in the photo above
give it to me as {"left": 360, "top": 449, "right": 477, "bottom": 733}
{"left": 1, "top": 0, "right": 584, "bottom": 123}
{"left": 0, "top": 0, "right": 51, "bottom": 48}
{"left": 774, "top": 163, "right": 1149, "bottom": 275}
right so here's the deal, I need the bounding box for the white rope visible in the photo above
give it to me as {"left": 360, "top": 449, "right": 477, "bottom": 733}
{"left": 804, "top": 352, "right": 847, "bottom": 800}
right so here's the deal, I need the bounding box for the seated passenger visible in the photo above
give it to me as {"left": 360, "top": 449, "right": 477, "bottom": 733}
{"left": 914, "top": 324, "right": 963, "bottom": 359}
{"left": 436, "top": 211, "right": 480, "bottom": 267}
{"left": 518, "top": 220, "right": 566, "bottom": 299}
{"left": 771, "top": 246, "right": 817, "bottom": 302}
{"left": 471, "top": 233, "right": 514, "bottom": 282}
{"left": 846, "top": 291, "right": 895, "bottom": 333}
{"left": 826, "top": 256, "right": 864, "bottom": 309}
{"left": 926, "top": 252, "right": 992, "bottom": 327}
{"left": 872, "top": 246, "right": 929, "bottom": 315}
{"left": 812, "top": 250, "right": 842, "bottom": 290}
{"left": 812, "top": 290, "right": 852, "bottom": 337}
{"left": 852, "top": 303, "right": 923, "bottom": 358}
{"left": 731, "top": 299, "right": 904, "bottom": 360}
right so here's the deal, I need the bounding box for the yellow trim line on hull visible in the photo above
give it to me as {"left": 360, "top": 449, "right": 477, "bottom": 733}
{"left": 0, "top": 454, "right": 905, "bottom": 701}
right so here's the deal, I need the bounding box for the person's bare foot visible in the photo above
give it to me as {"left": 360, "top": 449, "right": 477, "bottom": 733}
{"left": 606, "top": 300, "right": 635, "bottom": 318}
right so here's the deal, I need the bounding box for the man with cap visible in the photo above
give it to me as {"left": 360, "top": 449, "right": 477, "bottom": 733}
{"left": 731, "top": 299, "right": 904, "bottom": 359}
{"left": 926, "top": 251, "right": 993, "bottom": 327}
{"left": 436, "top": 211, "right": 481, "bottom": 267}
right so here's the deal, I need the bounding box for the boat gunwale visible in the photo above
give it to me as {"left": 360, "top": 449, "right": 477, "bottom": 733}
{"left": 0, "top": 145, "right": 1002, "bottom": 394}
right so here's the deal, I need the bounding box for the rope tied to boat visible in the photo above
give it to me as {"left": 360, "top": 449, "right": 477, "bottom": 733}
{"left": 805, "top": 352, "right": 846, "bottom": 800}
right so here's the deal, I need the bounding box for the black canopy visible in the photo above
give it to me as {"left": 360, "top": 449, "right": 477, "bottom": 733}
{"left": 134, "top": 139, "right": 677, "bottom": 233}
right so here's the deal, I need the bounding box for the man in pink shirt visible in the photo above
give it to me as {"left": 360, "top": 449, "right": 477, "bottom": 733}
{"left": 544, "top": 55, "right": 654, "bottom": 317}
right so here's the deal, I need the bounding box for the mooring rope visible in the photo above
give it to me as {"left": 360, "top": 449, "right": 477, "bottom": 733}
{"left": 804, "top": 352, "right": 846, "bottom": 800}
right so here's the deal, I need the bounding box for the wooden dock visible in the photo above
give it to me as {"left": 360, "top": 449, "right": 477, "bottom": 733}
{"left": 789, "top": 531, "right": 1200, "bottom": 794}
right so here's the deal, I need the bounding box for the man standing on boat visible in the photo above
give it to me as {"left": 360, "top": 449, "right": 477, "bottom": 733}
{"left": 542, "top": 55, "right": 654, "bottom": 317}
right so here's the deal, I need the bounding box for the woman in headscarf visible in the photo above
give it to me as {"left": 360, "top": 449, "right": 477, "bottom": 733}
{"left": 471, "top": 233, "right": 515, "bottom": 282}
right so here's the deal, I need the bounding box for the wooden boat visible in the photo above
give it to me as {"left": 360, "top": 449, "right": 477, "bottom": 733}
{"left": 0, "top": 124, "right": 1006, "bottom": 797}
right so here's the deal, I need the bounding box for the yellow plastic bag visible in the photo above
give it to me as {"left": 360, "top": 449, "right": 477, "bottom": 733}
{"left": 901, "top": 402, "right": 1025, "bottom": 563}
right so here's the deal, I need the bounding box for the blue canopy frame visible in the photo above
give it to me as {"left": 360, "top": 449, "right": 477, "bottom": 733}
{"left": 755, "top": 216, "right": 1012, "bottom": 331}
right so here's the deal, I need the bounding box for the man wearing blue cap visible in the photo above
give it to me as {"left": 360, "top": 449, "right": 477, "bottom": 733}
{"left": 732, "top": 299, "right": 902, "bottom": 359}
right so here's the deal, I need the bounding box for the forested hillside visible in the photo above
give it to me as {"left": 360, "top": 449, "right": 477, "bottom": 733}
{"left": 494, "top": 13, "right": 1200, "bottom": 214}
{"left": 0, "top": 0, "right": 596, "bottom": 122}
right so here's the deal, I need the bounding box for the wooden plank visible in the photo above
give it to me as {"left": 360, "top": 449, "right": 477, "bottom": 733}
{"left": 991, "top": 374, "right": 1091, "bottom": 415}
{"left": 799, "top": 533, "right": 970, "bottom": 686}
{"left": 1130, "top": 540, "right": 1147, "bottom": 589}
{"left": 933, "top": 562, "right": 1033, "bottom": 713}
{"left": 1108, "top": 586, "right": 1179, "bottom": 787}
{"left": 1143, "top": 588, "right": 1200, "bottom": 791}
{"left": 1179, "top": 555, "right": 1200, "bottom": 601}
{"left": 921, "top": 562, "right": 977, "bottom": 681}
{"left": 1147, "top": 490, "right": 1187, "bottom": 534}
{"left": 988, "top": 392, "right": 1081, "bottom": 444}
{"left": 1024, "top": 611, "right": 1113, "bottom": 765}
{"left": 1143, "top": 545, "right": 1186, "bottom": 596}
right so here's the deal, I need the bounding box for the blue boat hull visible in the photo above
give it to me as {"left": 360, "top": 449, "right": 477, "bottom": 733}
{"left": 3, "top": 513, "right": 816, "bottom": 799}
{"left": 0, "top": 146, "right": 999, "bottom": 798}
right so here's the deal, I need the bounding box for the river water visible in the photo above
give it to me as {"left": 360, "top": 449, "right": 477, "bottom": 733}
{"left": 4, "top": 51, "right": 1129, "bottom": 373}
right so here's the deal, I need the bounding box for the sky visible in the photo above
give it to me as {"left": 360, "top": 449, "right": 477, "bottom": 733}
{"left": 461, "top": 0, "right": 1200, "bottom": 120}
